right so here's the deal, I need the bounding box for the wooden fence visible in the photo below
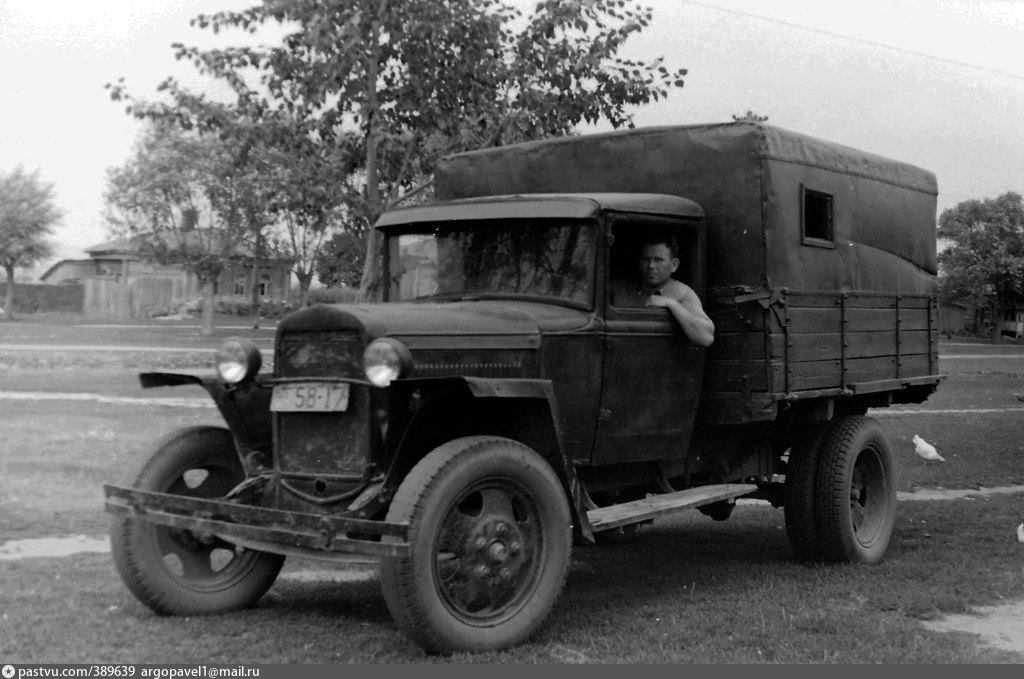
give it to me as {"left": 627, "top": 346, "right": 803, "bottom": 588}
{"left": 937, "top": 304, "right": 969, "bottom": 336}
{"left": 83, "top": 276, "right": 189, "bottom": 319}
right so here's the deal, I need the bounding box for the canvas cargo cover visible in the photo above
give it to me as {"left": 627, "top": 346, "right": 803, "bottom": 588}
{"left": 434, "top": 122, "right": 938, "bottom": 295}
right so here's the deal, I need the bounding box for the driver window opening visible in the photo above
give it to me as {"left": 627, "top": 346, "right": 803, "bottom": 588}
{"left": 609, "top": 222, "right": 697, "bottom": 309}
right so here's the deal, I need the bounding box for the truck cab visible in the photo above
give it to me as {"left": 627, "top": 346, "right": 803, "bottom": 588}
{"left": 375, "top": 193, "right": 709, "bottom": 470}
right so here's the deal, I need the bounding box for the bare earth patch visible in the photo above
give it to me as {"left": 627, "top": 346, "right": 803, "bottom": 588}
{"left": 0, "top": 391, "right": 213, "bottom": 408}
{"left": 922, "top": 602, "right": 1024, "bottom": 655}
{"left": 0, "top": 535, "right": 110, "bottom": 560}
{"left": 897, "top": 485, "right": 1024, "bottom": 501}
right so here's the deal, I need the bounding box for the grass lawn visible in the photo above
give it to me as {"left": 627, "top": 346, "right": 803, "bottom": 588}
{"left": 0, "top": 401, "right": 223, "bottom": 540}
{"left": 2, "top": 498, "right": 1023, "bottom": 663}
{"left": 1, "top": 332, "right": 1024, "bottom": 662}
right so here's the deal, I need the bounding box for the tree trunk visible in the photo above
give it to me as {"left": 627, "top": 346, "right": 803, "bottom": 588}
{"left": 250, "top": 232, "right": 262, "bottom": 329}
{"left": 296, "top": 270, "right": 314, "bottom": 308}
{"left": 200, "top": 278, "right": 216, "bottom": 337}
{"left": 360, "top": 231, "right": 384, "bottom": 302}
{"left": 357, "top": 9, "right": 385, "bottom": 303}
{"left": 3, "top": 264, "right": 15, "bottom": 320}
{"left": 990, "top": 302, "right": 1005, "bottom": 343}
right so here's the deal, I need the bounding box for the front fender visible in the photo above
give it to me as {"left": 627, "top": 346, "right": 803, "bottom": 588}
{"left": 386, "top": 376, "right": 595, "bottom": 543}
{"left": 139, "top": 372, "right": 272, "bottom": 469}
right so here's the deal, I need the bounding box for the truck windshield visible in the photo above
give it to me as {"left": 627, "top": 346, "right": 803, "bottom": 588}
{"left": 388, "top": 219, "right": 596, "bottom": 307}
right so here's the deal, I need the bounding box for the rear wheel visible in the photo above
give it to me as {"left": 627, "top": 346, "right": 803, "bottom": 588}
{"left": 380, "top": 436, "right": 572, "bottom": 654}
{"left": 784, "top": 416, "right": 897, "bottom": 564}
{"left": 110, "top": 426, "right": 284, "bottom": 615}
{"left": 783, "top": 423, "right": 828, "bottom": 562}
{"left": 814, "top": 416, "right": 897, "bottom": 564}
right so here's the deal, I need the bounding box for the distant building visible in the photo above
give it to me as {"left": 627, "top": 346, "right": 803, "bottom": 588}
{"left": 40, "top": 236, "right": 292, "bottom": 301}
{"left": 40, "top": 235, "right": 293, "bottom": 318}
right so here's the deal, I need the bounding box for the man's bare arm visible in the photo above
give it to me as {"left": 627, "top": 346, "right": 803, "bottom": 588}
{"left": 646, "top": 288, "right": 715, "bottom": 347}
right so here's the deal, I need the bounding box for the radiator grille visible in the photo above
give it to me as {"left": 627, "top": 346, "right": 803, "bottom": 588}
{"left": 276, "top": 407, "right": 370, "bottom": 475}
{"left": 274, "top": 331, "right": 369, "bottom": 475}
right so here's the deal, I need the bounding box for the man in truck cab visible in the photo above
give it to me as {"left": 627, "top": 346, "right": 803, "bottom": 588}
{"left": 610, "top": 233, "right": 716, "bottom": 347}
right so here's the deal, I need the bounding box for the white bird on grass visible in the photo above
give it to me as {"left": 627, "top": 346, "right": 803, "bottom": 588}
{"left": 1017, "top": 523, "right": 1024, "bottom": 543}
{"left": 912, "top": 434, "right": 945, "bottom": 463}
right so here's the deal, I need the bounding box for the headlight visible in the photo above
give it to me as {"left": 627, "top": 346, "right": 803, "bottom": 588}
{"left": 215, "top": 338, "right": 262, "bottom": 384}
{"left": 363, "top": 338, "right": 412, "bottom": 387}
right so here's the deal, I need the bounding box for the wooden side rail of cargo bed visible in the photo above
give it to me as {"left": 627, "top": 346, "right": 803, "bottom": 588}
{"left": 700, "top": 289, "right": 941, "bottom": 424}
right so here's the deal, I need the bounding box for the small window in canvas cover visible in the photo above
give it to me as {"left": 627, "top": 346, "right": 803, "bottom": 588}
{"left": 802, "top": 186, "right": 834, "bottom": 247}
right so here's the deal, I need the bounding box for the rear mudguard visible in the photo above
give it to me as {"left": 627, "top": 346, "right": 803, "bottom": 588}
{"left": 139, "top": 372, "right": 272, "bottom": 473}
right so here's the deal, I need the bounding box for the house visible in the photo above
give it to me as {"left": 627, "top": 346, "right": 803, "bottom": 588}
{"left": 938, "top": 295, "right": 1024, "bottom": 339}
{"left": 43, "top": 237, "right": 291, "bottom": 297}
{"left": 999, "top": 307, "right": 1024, "bottom": 338}
{"left": 41, "top": 235, "right": 293, "bottom": 318}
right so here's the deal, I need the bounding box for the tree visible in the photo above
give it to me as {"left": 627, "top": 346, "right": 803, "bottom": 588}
{"left": 937, "top": 191, "right": 1024, "bottom": 341}
{"left": 108, "top": 73, "right": 357, "bottom": 316}
{"left": 167, "top": 0, "right": 687, "bottom": 300}
{"left": 315, "top": 229, "right": 366, "bottom": 290}
{"left": 0, "top": 166, "right": 60, "bottom": 320}
{"left": 104, "top": 123, "right": 256, "bottom": 335}
{"left": 260, "top": 125, "right": 361, "bottom": 307}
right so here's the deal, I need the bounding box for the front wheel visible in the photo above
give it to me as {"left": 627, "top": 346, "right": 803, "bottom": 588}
{"left": 110, "top": 426, "right": 285, "bottom": 615}
{"left": 380, "top": 436, "right": 572, "bottom": 654}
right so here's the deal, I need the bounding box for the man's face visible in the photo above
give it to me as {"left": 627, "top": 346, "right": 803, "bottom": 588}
{"left": 639, "top": 243, "right": 679, "bottom": 289}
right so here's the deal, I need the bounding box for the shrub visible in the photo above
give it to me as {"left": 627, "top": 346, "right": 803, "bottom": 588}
{"left": 214, "top": 299, "right": 250, "bottom": 317}
{"left": 211, "top": 298, "right": 295, "bottom": 319}
{"left": 0, "top": 282, "right": 84, "bottom": 313}
{"left": 259, "top": 299, "right": 295, "bottom": 318}
{"left": 178, "top": 298, "right": 203, "bottom": 314}
{"left": 306, "top": 286, "right": 361, "bottom": 305}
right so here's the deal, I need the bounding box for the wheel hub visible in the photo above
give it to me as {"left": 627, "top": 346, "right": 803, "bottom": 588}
{"left": 487, "top": 541, "right": 509, "bottom": 564}
{"left": 438, "top": 515, "right": 534, "bottom": 615}
{"left": 467, "top": 520, "right": 523, "bottom": 573}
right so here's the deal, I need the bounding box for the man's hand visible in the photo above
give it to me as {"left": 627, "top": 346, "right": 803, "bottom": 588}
{"left": 645, "top": 291, "right": 715, "bottom": 347}
{"left": 645, "top": 294, "right": 672, "bottom": 309}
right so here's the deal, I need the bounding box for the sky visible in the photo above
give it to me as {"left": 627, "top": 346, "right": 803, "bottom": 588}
{"left": 2, "top": 0, "right": 1023, "bottom": 278}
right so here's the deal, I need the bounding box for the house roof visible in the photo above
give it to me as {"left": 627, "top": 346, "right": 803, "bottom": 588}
{"left": 83, "top": 232, "right": 292, "bottom": 263}
{"left": 39, "top": 259, "right": 87, "bottom": 282}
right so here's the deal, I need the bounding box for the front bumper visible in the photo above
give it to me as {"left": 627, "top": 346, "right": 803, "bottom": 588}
{"left": 103, "top": 484, "right": 410, "bottom": 558}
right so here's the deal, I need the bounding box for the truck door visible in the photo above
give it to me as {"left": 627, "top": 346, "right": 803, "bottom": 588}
{"left": 592, "top": 216, "right": 708, "bottom": 465}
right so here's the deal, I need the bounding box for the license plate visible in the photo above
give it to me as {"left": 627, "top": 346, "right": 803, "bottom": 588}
{"left": 270, "top": 382, "right": 350, "bottom": 412}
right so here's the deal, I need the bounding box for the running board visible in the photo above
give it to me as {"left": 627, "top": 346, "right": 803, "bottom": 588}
{"left": 586, "top": 483, "right": 758, "bottom": 532}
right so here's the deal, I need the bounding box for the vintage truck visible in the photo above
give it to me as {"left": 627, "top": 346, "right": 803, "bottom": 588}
{"left": 104, "top": 121, "right": 943, "bottom": 654}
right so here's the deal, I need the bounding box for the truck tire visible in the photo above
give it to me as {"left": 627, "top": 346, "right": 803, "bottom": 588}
{"left": 813, "top": 416, "right": 897, "bottom": 564}
{"left": 380, "top": 436, "right": 572, "bottom": 654}
{"left": 783, "top": 423, "right": 828, "bottom": 562}
{"left": 110, "top": 426, "right": 284, "bottom": 615}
